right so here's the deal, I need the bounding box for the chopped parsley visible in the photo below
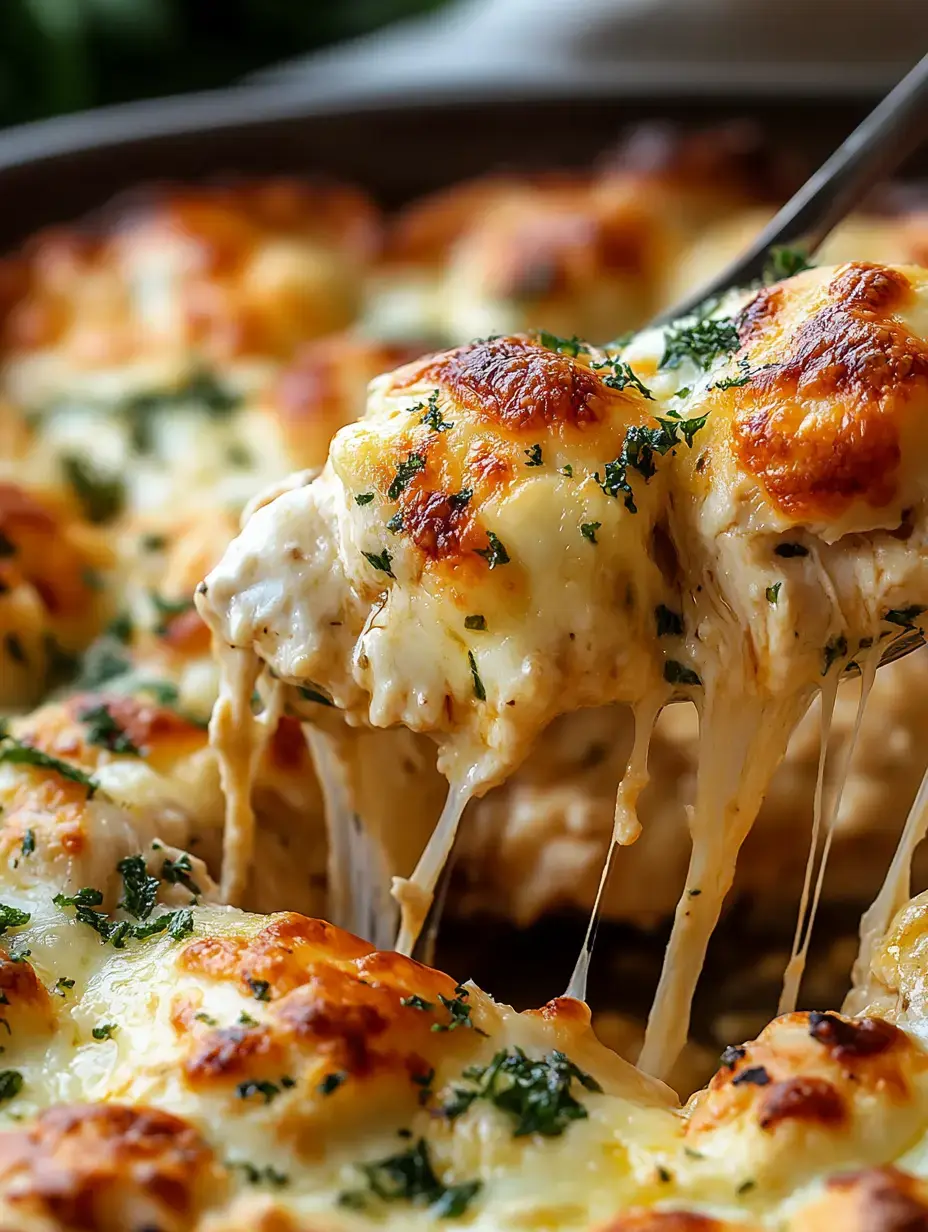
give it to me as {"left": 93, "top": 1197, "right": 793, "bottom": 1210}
{"left": 194, "top": 1012, "right": 218, "bottom": 1026}
{"left": 0, "top": 731, "right": 99, "bottom": 798}
{"left": 774, "top": 542, "right": 808, "bottom": 558}
{"left": 0, "top": 1071, "right": 23, "bottom": 1104}
{"left": 79, "top": 703, "right": 142, "bottom": 757}
{"left": 160, "top": 853, "right": 202, "bottom": 898}
{"left": 592, "top": 357, "right": 654, "bottom": 400}
{"left": 524, "top": 443, "right": 543, "bottom": 467}
{"left": 559, "top": 464, "right": 573, "bottom": 477}
{"left": 431, "top": 984, "right": 485, "bottom": 1034}
{"left": 54, "top": 884, "right": 193, "bottom": 948}
{"left": 443, "top": 1047, "right": 602, "bottom": 1138}
{"left": 61, "top": 454, "right": 126, "bottom": 524}
{"left": 467, "top": 652, "right": 486, "bottom": 702}
{"left": 238, "top": 1011, "right": 258, "bottom": 1027}
{"left": 108, "top": 613, "right": 135, "bottom": 645}
{"left": 0, "top": 904, "right": 30, "bottom": 936}
{"left": 420, "top": 392, "right": 454, "bottom": 433}
{"left": 538, "top": 331, "right": 587, "bottom": 357}
{"left": 388, "top": 452, "right": 426, "bottom": 500}
{"left": 660, "top": 317, "right": 740, "bottom": 372}
{"left": 122, "top": 370, "right": 241, "bottom": 454}
{"left": 117, "top": 855, "right": 159, "bottom": 919}
{"left": 711, "top": 359, "right": 752, "bottom": 391}
{"left": 448, "top": 488, "right": 473, "bottom": 511}
{"left": 655, "top": 605, "right": 683, "bottom": 637}
{"left": 230, "top": 1160, "right": 290, "bottom": 1188}
{"left": 474, "top": 531, "right": 510, "bottom": 569}
{"left": 355, "top": 493, "right": 375, "bottom": 506}
{"left": 363, "top": 549, "right": 394, "bottom": 578}
{"left": 53, "top": 977, "right": 75, "bottom": 996}
{"left": 318, "top": 1071, "right": 347, "bottom": 1096}
{"left": 664, "top": 660, "right": 702, "bottom": 688}
{"left": 766, "top": 582, "right": 782, "bottom": 605}
{"left": 236, "top": 1079, "right": 288, "bottom": 1105}
{"left": 884, "top": 605, "right": 927, "bottom": 630}
{"left": 464, "top": 615, "right": 487, "bottom": 632}
{"left": 764, "top": 245, "right": 813, "bottom": 283}
{"left": 581, "top": 521, "right": 601, "bottom": 544}
{"left": 598, "top": 414, "right": 707, "bottom": 513}
{"left": 822, "top": 635, "right": 848, "bottom": 675}
{"left": 401, "top": 994, "right": 435, "bottom": 1011}
{"left": 386, "top": 512, "right": 404, "bottom": 534}
{"left": 247, "top": 978, "right": 271, "bottom": 1002}
{"left": 338, "top": 1137, "right": 481, "bottom": 1219}
{"left": 92, "top": 1023, "right": 117, "bottom": 1040}
{"left": 20, "top": 831, "right": 34, "bottom": 857}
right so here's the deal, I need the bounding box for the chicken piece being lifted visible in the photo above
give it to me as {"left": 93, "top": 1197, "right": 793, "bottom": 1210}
{"left": 198, "top": 263, "right": 928, "bottom": 1080}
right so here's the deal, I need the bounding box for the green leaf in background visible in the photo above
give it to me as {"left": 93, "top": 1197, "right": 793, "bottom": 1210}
{"left": 0, "top": 0, "right": 449, "bottom": 128}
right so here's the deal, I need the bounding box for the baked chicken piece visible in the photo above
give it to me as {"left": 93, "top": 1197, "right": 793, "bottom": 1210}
{"left": 198, "top": 261, "right": 928, "bottom": 1083}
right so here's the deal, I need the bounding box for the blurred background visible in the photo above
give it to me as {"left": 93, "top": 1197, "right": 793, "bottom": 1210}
{"left": 0, "top": 0, "right": 444, "bottom": 127}
{"left": 2, "top": 0, "right": 926, "bottom": 131}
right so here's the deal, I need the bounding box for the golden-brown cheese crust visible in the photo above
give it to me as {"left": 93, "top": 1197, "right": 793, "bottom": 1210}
{"left": 0, "top": 481, "right": 114, "bottom": 707}
{"left": 601, "top": 1214, "right": 742, "bottom": 1232}
{"left": 376, "top": 334, "right": 659, "bottom": 580}
{"left": 269, "top": 334, "right": 429, "bottom": 471}
{"left": 730, "top": 263, "right": 928, "bottom": 519}
{"left": 0, "top": 179, "right": 380, "bottom": 372}
{"left": 789, "top": 1166, "right": 928, "bottom": 1231}
{"left": 688, "top": 1012, "right": 915, "bottom": 1140}
{"left": 178, "top": 914, "right": 464, "bottom": 1100}
{"left": 0, "top": 1104, "right": 224, "bottom": 1232}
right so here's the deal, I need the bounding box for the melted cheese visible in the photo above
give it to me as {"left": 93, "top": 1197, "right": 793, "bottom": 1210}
{"left": 199, "top": 263, "right": 928, "bottom": 1082}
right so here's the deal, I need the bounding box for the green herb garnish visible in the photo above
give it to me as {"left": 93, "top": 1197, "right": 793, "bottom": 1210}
{"left": 79, "top": 703, "right": 141, "bottom": 756}
{"left": 92, "top": 1023, "right": 118, "bottom": 1040}
{"left": 0, "top": 905, "right": 30, "bottom": 936}
{"left": 0, "top": 734, "right": 99, "bottom": 798}
{"left": 61, "top": 455, "right": 126, "bottom": 524}
{"left": 763, "top": 245, "right": 813, "bottom": 283}
{"left": 401, "top": 994, "right": 435, "bottom": 1011}
{"left": 318, "top": 1071, "right": 347, "bottom": 1096}
{"left": 388, "top": 452, "right": 426, "bottom": 500}
{"left": 117, "top": 855, "right": 158, "bottom": 920}
{"left": 538, "top": 332, "right": 587, "bottom": 357}
{"left": 0, "top": 1071, "right": 23, "bottom": 1104}
{"left": 363, "top": 549, "right": 394, "bottom": 578}
{"left": 592, "top": 357, "right": 654, "bottom": 400}
{"left": 339, "top": 1138, "right": 481, "bottom": 1219}
{"left": 355, "top": 493, "right": 375, "bottom": 506}
{"left": 467, "top": 652, "right": 486, "bottom": 702}
{"left": 464, "top": 615, "right": 487, "bottom": 632}
{"left": 581, "top": 522, "right": 601, "bottom": 544}
{"left": 474, "top": 531, "right": 510, "bottom": 569}
{"left": 524, "top": 443, "right": 543, "bottom": 467}
{"left": 432, "top": 984, "right": 485, "bottom": 1034}
{"left": 161, "top": 853, "right": 201, "bottom": 898}
{"left": 660, "top": 317, "right": 739, "bottom": 372}
{"left": 443, "top": 1047, "right": 602, "bottom": 1138}
{"left": 766, "top": 582, "right": 782, "bottom": 605}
